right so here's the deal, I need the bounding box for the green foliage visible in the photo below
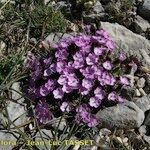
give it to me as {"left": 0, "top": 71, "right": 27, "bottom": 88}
{"left": 0, "top": 1, "right": 67, "bottom": 40}
{"left": 105, "top": 0, "right": 134, "bottom": 27}
{"left": 76, "top": 0, "right": 97, "bottom": 9}
{"left": 30, "top": 4, "right": 67, "bottom": 38}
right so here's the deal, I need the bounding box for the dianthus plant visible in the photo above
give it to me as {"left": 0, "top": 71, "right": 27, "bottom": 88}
{"left": 24, "top": 26, "right": 131, "bottom": 128}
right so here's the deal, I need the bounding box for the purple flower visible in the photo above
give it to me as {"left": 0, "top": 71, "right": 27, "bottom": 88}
{"left": 81, "top": 45, "right": 91, "bottom": 54}
{"left": 45, "top": 79, "right": 55, "bottom": 90}
{"left": 35, "top": 100, "right": 53, "bottom": 124}
{"left": 74, "top": 35, "right": 90, "bottom": 47}
{"left": 30, "top": 66, "right": 42, "bottom": 82}
{"left": 60, "top": 102, "right": 71, "bottom": 112}
{"left": 129, "top": 61, "right": 138, "bottom": 72}
{"left": 40, "top": 86, "right": 49, "bottom": 97}
{"left": 117, "top": 96, "right": 125, "bottom": 103}
{"left": 40, "top": 79, "right": 55, "bottom": 96}
{"left": 86, "top": 53, "right": 98, "bottom": 65}
{"left": 103, "top": 61, "right": 113, "bottom": 70}
{"left": 80, "top": 86, "right": 90, "bottom": 95}
{"left": 59, "top": 41, "right": 69, "bottom": 48}
{"left": 84, "top": 25, "right": 91, "bottom": 34}
{"left": 98, "top": 72, "right": 116, "bottom": 86}
{"left": 73, "top": 52, "right": 83, "bottom": 60}
{"left": 105, "top": 74, "right": 116, "bottom": 86}
{"left": 87, "top": 115, "right": 98, "bottom": 127}
{"left": 94, "top": 47, "right": 105, "bottom": 56}
{"left": 67, "top": 74, "right": 79, "bottom": 88}
{"left": 89, "top": 97, "right": 101, "bottom": 108}
{"left": 56, "top": 61, "right": 66, "bottom": 73}
{"left": 95, "top": 67, "right": 103, "bottom": 77}
{"left": 75, "top": 113, "right": 82, "bottom": 124}
{"left": 119, "top": 53, "right": 126, "bottom": 61}
{"left": 25, "top": 27, "right": 129, "bottom": 129}
{"left": 108, "top": 92, "right": 117, "bottom": 101}
{"left": 62, "top": 84, "right": 73, "bottom": 93}
{"left": 27, "top": 87, "right": 40, "bottom": 99}
{"left": 64, "top": 64, "right": 74, "bottom": 75}
{"left": 73, "top": 59, "right": 84, "bottom": 69}
{"left": 76, "top": 104, "right": 90, "bottom": 113}
{"left": 106, "top": 40, "right": 115, "bottom": 51}
{"left": 53, "top": 88, "right": 64, "bottom": 99}
{"left": 58, "top": 75, "right": 68, "bottom": 85}
{"left": 94, "top": 87, "right": 105, "bottom": 100}
{"left": 24, "top": 52, "right": 39, "bottom": 70}
{"left": 43, "top": 68, "right": 52, "bottom": 76}
{"left": 82, "top": 78, "right": 93, "bottom": 89}
{"left": 55, "top": 49, "right": 68, "bottom": 60}
{"left": 43, "top": 57, "right": 52, "bottom": 68}
{"left": 120, "top": 76, "right": 130, "bottom": 85}
{"left": 96, "top": 29, "right": 109, "bottom": 39}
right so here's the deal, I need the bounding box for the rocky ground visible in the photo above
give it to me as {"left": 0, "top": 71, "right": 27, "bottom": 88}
{"left": 0, "top": 0, "right": 150, "bottom": 150}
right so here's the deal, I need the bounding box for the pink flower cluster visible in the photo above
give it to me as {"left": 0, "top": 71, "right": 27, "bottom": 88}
{"left": 24, "top": 28, "right": 130, "bottom": 127}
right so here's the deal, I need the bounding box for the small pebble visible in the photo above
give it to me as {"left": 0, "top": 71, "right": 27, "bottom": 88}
{"left": 137, "top": 77, "right": 146, "bottom": 88}
{"left": 106, "top": 136, "right": 110, "bottom": 142}
{"left": 134, "top": 76, "right": 139, "bottom": 81}
{"left": 116, "top": 137, "right": 122, "bottom": 143}
{"left": 29, "top": 123, "right": 33, "bottom": 130}
{"left": 124, "top": 142, "right": 128, "bottom": 147}
{"left": 100, "top": 128, "right": 111, "bottom": 136}
{"left": 123, "top": 137, "right": 128, "bottom": 143}
{"left": 139, "top": 88, "right": 147, "bottom": 96}
{"left": 0, "top": 41, "right": 5, "bottom": 50}
{"left": 139, "top": 125, "right": 146, "bottom": 135}
{"left": 135, "top": 89, "right": 141, "bottom": 97}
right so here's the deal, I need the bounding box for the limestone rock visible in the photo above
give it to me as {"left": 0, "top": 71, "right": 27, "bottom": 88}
{"left": 7, "top": 83, "right": 28, "bottom": 128}
{"left": 96, "top": 101, "right": 144, "bottom": 129}
{"left": 134, "top": 94, "right": 150, "bottom": 112}
{"left": 101, "top": 22, "right": 150, "bottom": 67}
{"left": 137, "top": 77, "right": 146, "bottom": 88}
{"left": 138, "top": 0, "right": 150, "bottom": 21}
{"left": 83, "top": 1, "right": 105, "bottom": 23}
{"left": 134, "top": 16, "right": 150, "bottom": 33}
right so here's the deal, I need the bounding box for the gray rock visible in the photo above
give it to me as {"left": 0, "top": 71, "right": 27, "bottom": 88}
{"left": 145, "top": 74, "right": 150, "bottom": 86}
{"left": 93, "top": 1, "right": 104, "bottom": 14}
{"left": 35, "top": 129, "right": 53, "bottom": 150}
{"left": 46, "top": 33, "right": 73, "bottom": 45}
{"left": 101, "top": 22, "right": 150, "bottom": 66}
{"left": 143, "top": 135, "right": 150, "bottom": 145}
{"left": 0, "top": 131, "right": 17, "bottom": 150}
{"left": 139, "top": 125, "right": 147, "bottom": 135}
{"left": 7, "top": 82, "right": 28, "bottom": 128}
{"left": 138, "top": 0, "right": 150, "bottom": 21}
{"left": 145, "top": 74, "right": 150, "bottom": 93}
{"left": 134, "top": 94, "right": 150, "bottom": 112}
{"left": 144, "top": 110, "right": 150, "bottom": 125}
{"left": 137, "top": 77, "right": 146, "bottom": 88}
{"left": 121, "top": 86, "right": 136, "bottom": 100}
{"left": 139, "top": 88, "right": 147, "bottom": 96}
{"left": 100, "top": 128, "right": 111, "bottom": 136}
{"left": 100, "top": 0, "right": 111, "bottom": 5}
{"left": 83, "top": 1, "right": 105, "bottom": 23}
{"left": 138, "top": 125, "right": 150, "bottom": 145}
{"left": 51, "top": 117, "right": 66, "bottom": 131}
{"left": 96, "top": 101, "right": 144, "bottom": 129}
{"left": 134, "top": 16, "right": 150, "bottom": 33}
{"left": 135, "top": 89, "right": 141, "bottom": 97}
